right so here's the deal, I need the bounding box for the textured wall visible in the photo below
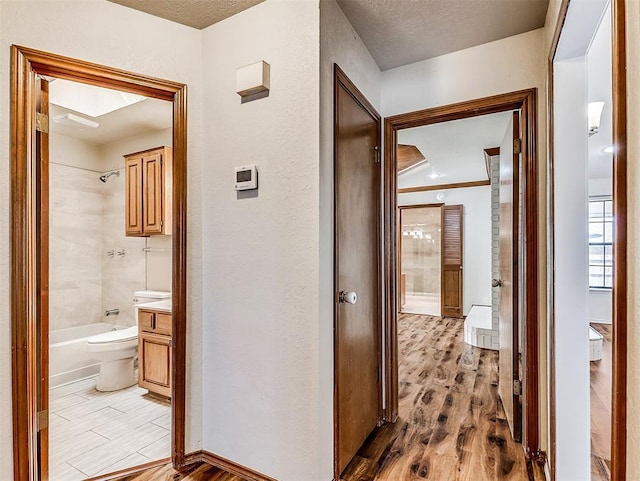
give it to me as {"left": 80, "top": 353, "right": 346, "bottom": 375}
{"left": 201, "top": 1, "right": 322, "bottom": 479}
{"left": 0, "top": 3, "right": 204, "bottom": 475}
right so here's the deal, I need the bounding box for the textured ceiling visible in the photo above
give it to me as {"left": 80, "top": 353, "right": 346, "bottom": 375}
{"left": 108, "top": 0, "right": 265, "bottom": 29}
{"left": 335, "top": 0, "right": 549, "bottom": 70}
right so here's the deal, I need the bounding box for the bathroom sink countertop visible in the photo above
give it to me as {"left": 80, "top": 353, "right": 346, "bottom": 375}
{"left": 136, "top": 299, "right": 172, "bottom": 312}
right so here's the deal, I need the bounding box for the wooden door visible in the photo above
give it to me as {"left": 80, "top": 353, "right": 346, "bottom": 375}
{"left": 36, "top": 76, "right": 50, "bottom": 481}
{"left": 143, "top": 151, "right": 164, "bottom": 234}
{"left": 125, "top": 156, "right": 144, "bottom": 235}
{"left": 441, "top": 205, "right": 463, "bottom": 317}
{"left": 498, "top": 111, "right": 522, "bottom": 442}
{"left": 334, "top": 67, "right": 381, "bottom": 477}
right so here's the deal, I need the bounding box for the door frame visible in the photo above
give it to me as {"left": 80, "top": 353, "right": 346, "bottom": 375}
{"left": 547, "top": 0, "right": 628, "bottom": 479}
{"left": 383, "top": 88, "right": 542, "bottom": 460}
{"left": 10, "top": 45, "right": 188, "bottom": 481}
{"left": 397, "top": 203, "right": 444, "bottom": 316}
{"left": 333, "top": 64, "right": 383, "bottom": 480}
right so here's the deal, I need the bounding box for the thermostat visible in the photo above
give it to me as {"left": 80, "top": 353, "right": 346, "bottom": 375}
{"left": 235, "top": 164, "right": 258, "bottom": 191}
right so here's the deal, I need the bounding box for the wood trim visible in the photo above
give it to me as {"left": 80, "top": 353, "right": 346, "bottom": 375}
{"left": 383, "top": 118, "right": 399, "bottom": 422}
{"left": 183, "top": 450, "right": 277, "bottom": 481}
{"left": 546, "top": 2, "right": 571, "bottom": 477}
{"left": 383, "top": 88, "right": 539, "bottom": 456}
{"left": 398, "top": 179, "right": 490, "bottom": 194}
{"left": 611, "top": 0, "right": 627, "bottom": 478}
{"left": 484, "top": 147, "right": 500, "bottom": 180}
{"left": 10, "top": 45, "right": 189, "bottom": 479}
{"left": 333, "top": 64, "right": 383, "bottom": 480}
{"left": 398, "top": 203, "right": 444, "bottom": 210}
{"left": 85, "top": 458, "right": 171, "bottom": 481}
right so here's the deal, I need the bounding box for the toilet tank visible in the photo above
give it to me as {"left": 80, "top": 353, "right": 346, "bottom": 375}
{"left": 133, "top": 290, "right": 172, "bottom": 325}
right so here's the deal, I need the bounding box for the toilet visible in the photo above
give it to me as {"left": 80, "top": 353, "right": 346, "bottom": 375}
{"left": 86, "top": 290, "right": 171, "bottom": 392}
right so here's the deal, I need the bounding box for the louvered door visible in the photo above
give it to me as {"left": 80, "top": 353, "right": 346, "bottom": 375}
{"left": 441, "top": 205, "right": 463, "bottom": 317}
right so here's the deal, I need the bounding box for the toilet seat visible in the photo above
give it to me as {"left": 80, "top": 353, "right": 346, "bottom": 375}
{"left": 87, "top": 326, "right": 138, "bottom": 345}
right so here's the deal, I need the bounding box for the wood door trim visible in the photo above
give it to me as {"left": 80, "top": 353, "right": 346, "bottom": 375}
{"left": 10, "top": 45, "right": 189, "bottom": 480}
{"left": 398, "top": 179, "right": 490, "bottom": 194}
{"left": 610, "top": 0, "right": 627, "bottom": 478}
{"left": 383, "top": 88, "right": 539, "bottom": 454}
{"left": 546, "top": 2, "right": 570, "bottom": 475}
{"left": 333, "top": 64, "right": 382, "bottom": 480}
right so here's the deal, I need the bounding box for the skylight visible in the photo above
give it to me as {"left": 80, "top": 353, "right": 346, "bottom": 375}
{"left": 49, "top": 79, "right": 146, "bottom": 118}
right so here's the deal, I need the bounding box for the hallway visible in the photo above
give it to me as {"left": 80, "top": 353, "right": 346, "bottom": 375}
{"left": 342, "top": 314, "right": 534, "bottom": 481}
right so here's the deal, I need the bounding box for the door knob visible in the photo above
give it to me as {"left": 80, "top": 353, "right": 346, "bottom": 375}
{"left": 339, "top": 291, "right": 358, "bottom": 304}
{"left": 492, "top": 279, "right": 502, "bottom": 288}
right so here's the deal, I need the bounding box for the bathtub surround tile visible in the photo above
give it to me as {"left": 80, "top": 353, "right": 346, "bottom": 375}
{"left": 50, "top": 377, "right": 171, "bottom": 480}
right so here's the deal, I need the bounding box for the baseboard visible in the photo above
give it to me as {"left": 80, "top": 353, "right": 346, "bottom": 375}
{"left": 185, "top": 450, "right": 277, "bottom": 481}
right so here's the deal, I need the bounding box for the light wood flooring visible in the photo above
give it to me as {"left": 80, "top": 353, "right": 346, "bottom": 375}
{"left": 342, "top": 314, "right": 537, "bottom": 481}
{"left": 590, "top": 323, "right": 612, "bottom": 481}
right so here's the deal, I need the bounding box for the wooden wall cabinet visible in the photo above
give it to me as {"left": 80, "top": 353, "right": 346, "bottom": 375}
{"left": 125, "top": 146, "right": 173, "bottom": 236}
{"left": 138, "top": 308, "right": 172, "bottom": 398}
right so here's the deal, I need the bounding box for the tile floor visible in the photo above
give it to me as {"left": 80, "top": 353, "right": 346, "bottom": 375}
{"left": 401, "top": 293, "right": 441, "bottom": 316}
{"left": 49, "top": 376, "right": 171, "bottom": 481}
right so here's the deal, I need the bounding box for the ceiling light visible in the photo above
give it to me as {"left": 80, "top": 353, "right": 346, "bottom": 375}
{"left": 429, "top": 173, "right": 440, "bottom": 179}
{"left": 588, "top": 101, "right": 605, "bottom": 137}
{"left": 602, "top": 145, "right": 615, "bottom": 153}
{"left": 53, "top": 113, "right": 99, "bottom": 129}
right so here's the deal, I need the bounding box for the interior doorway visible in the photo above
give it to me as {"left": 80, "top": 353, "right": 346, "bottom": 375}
{"left": 549, "top": 0, "right": 625, "bottom": 479}
{"left": 10, "top": 46, "right": 188, "bottom": 481}
{"left": 383, "top": 88, "right": 541, "bottom": 461}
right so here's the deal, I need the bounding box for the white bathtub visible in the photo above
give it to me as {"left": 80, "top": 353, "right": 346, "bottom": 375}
{"left": 50, "top": 323, "right": 127, "bottom": 388}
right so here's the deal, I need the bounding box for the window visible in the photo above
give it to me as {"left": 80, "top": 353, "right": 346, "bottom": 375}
{"left": 588, "top": 198, "right": 613, "bottom": 288}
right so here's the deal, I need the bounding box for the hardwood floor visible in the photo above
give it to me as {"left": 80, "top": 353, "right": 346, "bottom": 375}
{"left": 112, "top": 462, "right": 242, "bottom": 481}
{"left": 590, "top": 322, "right": 612, "bottom": 481}
{"left": 342, "top": 314, "right": 533, "bottom": 481}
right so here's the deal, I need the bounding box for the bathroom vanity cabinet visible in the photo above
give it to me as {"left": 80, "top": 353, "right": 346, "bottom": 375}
{"left": 124, "top": 146, "right": 173, "bottom": 237}
{"left": 138, "top": 308, "right": 172, "bottom": 398}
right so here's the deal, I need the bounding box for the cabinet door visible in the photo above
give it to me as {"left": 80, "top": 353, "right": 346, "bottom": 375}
{"left": 139, "top": 332, "right": 172, "bottom": 397}
{"left": 143, "top": 152, "right": 164, "bottom": 234}
{"left": 125, "top": 157, "right": 144, "bottom": 236}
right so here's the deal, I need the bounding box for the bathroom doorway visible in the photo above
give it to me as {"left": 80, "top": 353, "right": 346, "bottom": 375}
{"left": 398, "top": 205, "right": 442, "bottom": 316}
{"left": 10, "top": 46, "right": 188, "bottom": 481}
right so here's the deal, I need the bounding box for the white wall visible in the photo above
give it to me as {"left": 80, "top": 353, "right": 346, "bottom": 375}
{"left": 319, "top": 0, "right": 381, "bottom": 478}
{"left": 200, "top": 1, "right": 324, "bottom": 479}
{"left": 553, "top": 58, "right": 591, "bottom": 481}
{"left": 399, "top": 186, "right": 491, "bottom": 316}
{"left": 626, "top": 0, "right": 640, "bottom": 477}
{"left": 382, "top": 29, "right": 545, "bottom": 117}
{"left": 0, "top": 3, "right": 204, "bottom": 476}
